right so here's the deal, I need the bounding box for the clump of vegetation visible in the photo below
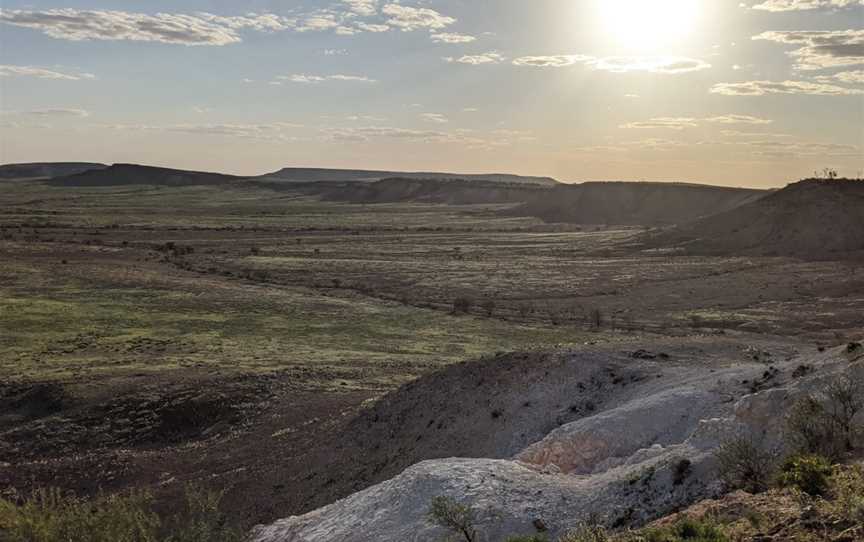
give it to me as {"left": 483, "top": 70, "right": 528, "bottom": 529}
{"left": 558, "top": 523, "right": 610, "bottom": 542}
{"left": 821, "top": 464, "right": 864, "bottom": 525}
{"left": 0, "top": 485, "right": 244, "bottom": 542}
{"left": 785, "top": 374, "right": 863, "bottom": 460}
{"left": 428, "top": 495, "right": 478, "bottom": 542}
{"left": 714, "top": 437, "right": 778, "bottom": 493}
{"left": 505, "top": 535, "right": 548, "bottom": 542}
{"left": 640, "top": 517, "right": 728, "bottom": 542}
{"left": 776, "top": 454, "right": 834, "bottom": 496}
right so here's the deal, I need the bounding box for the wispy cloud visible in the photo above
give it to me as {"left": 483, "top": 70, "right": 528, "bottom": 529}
{"left": 444, "top": 52, "right": 505, "bottom": 65}
{"left": 711, "top": 79, "right": 864, "bottom": 95}
{"left": 754, "top": 30, "right": 864, "bottom": 70}
{"left": 430, "top": 32, "right": 475, "bottom": 44}
{"left": 0, "top": 65, "right": 95, "bottom": 80}
{"left": 277, "top": 74, "right": 377, "bottom": 84}
{"left": 2, "top": 108, "right": 90, "bottom": 117}
{"left": 750, "top": 0, "right": 863, "bottom": 12}
{"left": 420, "top": 113, "right": 448, "bottom": 123}
{"left": 510, "top": 54, "right": 711, "bottom": 74}
{"left": 621, "top": 114, "right": 773, "bottom": 130}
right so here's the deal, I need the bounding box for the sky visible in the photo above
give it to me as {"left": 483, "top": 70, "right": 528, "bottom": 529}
{"left": 0, "top": 0, "right": 862, "bottom": 187}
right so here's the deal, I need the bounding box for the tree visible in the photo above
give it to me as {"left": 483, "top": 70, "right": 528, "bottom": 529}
{"left": 428, "top": 496, "right": 478, "bottom": 542}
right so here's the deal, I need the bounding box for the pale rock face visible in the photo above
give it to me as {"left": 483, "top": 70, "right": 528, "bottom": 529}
{"left": 251, "top": 345, "right": 862, "bottom": 542}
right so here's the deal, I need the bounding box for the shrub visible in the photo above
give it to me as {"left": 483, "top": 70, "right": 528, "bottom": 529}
{"left": 0, "top": 488, "right": 159, "bottom": 542}
{"left": 481, "top": 299, "right": 496, "bottom": 317}
{"left": 505, "top": 535, "right": 548, "bottom": 542}
{"left": 0, "top": 485, "right": 244, "bottom": 542}
{"left": 786, "top": 373, "right": 863, "bottom": 460}
{"left": 558, "top": 523, "right": 610, "bottom": 542}
{"left": 776, "top": 454, "right": 834, "bottom": 496}
{"left": 822, "top": 464, "right": 864, "bottom": 524}
{"left": 641, "top": 517, "right": 728, "bottom": 542}
{"left": 821, "top": 375, "right": 863, "bottom": 452}
{"left": 428, "top": 496, "right": 478, "bottom": 542}
{"left": 714, "top": 437, "right": 778, "bottom": 493}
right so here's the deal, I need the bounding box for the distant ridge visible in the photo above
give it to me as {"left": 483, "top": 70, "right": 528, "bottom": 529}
{"left": 0, "top": 162, "right": 107, "bottom": 179}
{"left": 315, "top": 177, "right": 550, "bottom": 205}
{"left": 506, "top": 181, "right": 767, "bottom": 226}
{"left": 260, "top": 167, "right": 559, "bottom": 186}
{"left": 48, "top": 163, "right": 246, "bottom": 187}
{"left": 645, "top": 178, "right": 864, "bottom": 258}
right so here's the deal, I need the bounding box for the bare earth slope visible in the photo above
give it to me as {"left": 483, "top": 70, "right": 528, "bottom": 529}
{"left": 0, "top": 162, "right": 107, "bottom": 179}
{"left": 508, "top": 182, "right": 767, "bottom": 226}
{"left": 646, "top": 178, "right": 864, "bottom": 258}
{"left": 48, "top": 163, "right": 247, "bottom": 187}
{"left": 252, "top": 341, "right": 863, "bottom": 542}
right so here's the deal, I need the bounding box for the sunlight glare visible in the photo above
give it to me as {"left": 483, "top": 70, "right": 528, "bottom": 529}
{"left": 596, "top": 0, "right": 702, "bottom": 49}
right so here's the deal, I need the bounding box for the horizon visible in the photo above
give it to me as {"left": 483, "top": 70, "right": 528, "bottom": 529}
{"left": 1, "top": 1, "right": 863, "bottom": 188}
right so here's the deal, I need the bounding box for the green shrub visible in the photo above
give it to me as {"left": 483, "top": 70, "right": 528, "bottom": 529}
{"left": 0, "top": 485, "right": 244, "bottom": 542}
{"left": 714, "top": 437, "right": 777, "bottom": 493}
{"left": 504, "top": 535, "right": 548, "bottom": 542}
{"left": 428, "top": 496, "right": 477, "bottom": 542}
{"left": 822, "top": 464, "right": 864, "bottom": 524}
{"left": 0, "top": 488, "right": 159, "bottom": 542}
{"left": 641, "top": 517, "right": 728, "bottom": 542}
{"left": 776, "top": 454, "right": 834, "bottom": 496}
{"left": 558, "top": 523, "right": 610, "bottom": 542}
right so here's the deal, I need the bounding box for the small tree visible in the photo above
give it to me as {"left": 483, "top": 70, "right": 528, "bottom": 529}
{"left": 589, "top": 308, "right": 603, "bottom": 329}
{"left": 714, "top": 436, "right": 778, "bottom": 493}
{"left": 428, "top": 496, "right": 478, "bottom": 542}
{"left": 481, "top": 299, "right": 496, "bottom": 317}
{"left": 822, "top": 375, "right": 864, "bottom": 451}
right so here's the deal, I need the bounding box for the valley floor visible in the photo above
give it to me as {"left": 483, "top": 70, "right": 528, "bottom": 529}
{"left": 1, "top": 181, "right": 862, "bottom": 531}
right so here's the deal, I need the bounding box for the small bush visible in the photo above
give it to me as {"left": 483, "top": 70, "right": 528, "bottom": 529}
{"left": 823, "top": 464, "right": 864, "bottom": 524}
{"left": 428, "top": 496, "right": 478, "bottom": 542}
{"left": 776, "top": 454, "right": 834, "bottom": 496}
{"left": 714, "top": 437, "right": 777, "bottom": 493}
{"left": 0, "top": 488, "right": 159, "bottom": 542}
{"left": 0, "top": 485, "right": 244, "bottom": 542}
{"left": 504, "top": 535, "right": 548, "bottom": 542}
{"left": 786, "top": 373, "right": 863, "bottom": 460}
{"left": 558, "top": 523, "right": 610, "bottom": 542}
{"left": 641, "top": 517, "right": 728, "bottom": 542}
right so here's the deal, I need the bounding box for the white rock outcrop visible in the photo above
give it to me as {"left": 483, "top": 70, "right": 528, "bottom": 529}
{"left": 252, "top": 342, "right": 862, "bottom": 542}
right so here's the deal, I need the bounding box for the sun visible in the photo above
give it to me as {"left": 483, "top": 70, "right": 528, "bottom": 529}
{"left": 596, "top": 0, "right": 702, "bottom": 50}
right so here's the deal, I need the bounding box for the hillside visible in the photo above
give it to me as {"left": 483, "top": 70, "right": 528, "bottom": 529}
{"left": 0, "top": 162, "right": 107, "bottom": 179}
{"left": 647, "top": 178, "right": 864, "bottom": 258}
{"left": 507, "top": 182, "right": 767, "bottom": 226}
{"left": 314, "top": 177, "right": 550, "bottom": 205}
{"left": 48, "top": 163, "right": 247, "bottom": 187}
{"left": 260, "top": 167, "right": 559, "bottom": 186}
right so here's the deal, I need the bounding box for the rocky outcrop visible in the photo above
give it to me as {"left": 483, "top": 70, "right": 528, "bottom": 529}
{"left": 251, "top": 342, "right": 862, "bottom": 542}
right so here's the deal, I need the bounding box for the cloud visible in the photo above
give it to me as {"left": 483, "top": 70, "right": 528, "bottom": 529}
{"left": 754, "top": 30, "right": 864, "bottom": 70}
{"left": 816, "top": 69, "right": 864, "bottom": 83}
{"left": 342, "top": 0, "right": 378, "bottom": 17}
{"left": 750, "top": 0, "right": 863, "bottom": 11}
{"left": 0, "top": 9, "right": 297, "bottom": 46}
{"left": 704, "top": 114, "right": 773, "bottom": 124}
{"left": 2, "top": 108, "right": 90, "bottom": 117}
{"left": 278, "top": 74, "right": 377, "bottom": 83}
{"left": 509, "top": 54, "right": 711, "bottom": 73}
{"left": 620, "top": 114, "right": 773, "bottom": 130}
{"left": 590, "top": 56, "right": 712, "bottom": 74}
{"left": 100, "top": 122, "right": 301, "bottom": 141}
{"left": 445, "top": 52, "right": 505, "bottom": 65}
{"left": 381, "top": 4, "right": 454, "bottom": 31}
{"left": 420, "top": 113, "right": 448, "bottom": 123}
{"left": 620, "top": 118, "right": 699, "bottom": 130}
{"left": 0, "top": 65, "right": 95, "bottom": 80}
{"left": 512, "top": 55, "right": 591, "bottom": 67}
{"left": 711, "top": 79, "right": 864, "bottom": 95}
{"left": 430, "top": 32, "right": 475, "bottom": 44}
